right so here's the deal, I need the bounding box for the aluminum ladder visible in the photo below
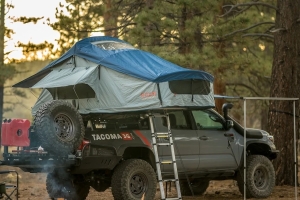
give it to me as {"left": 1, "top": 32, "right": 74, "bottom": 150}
{"left": 149, "top": 113, "right": 182, "bottom": 200}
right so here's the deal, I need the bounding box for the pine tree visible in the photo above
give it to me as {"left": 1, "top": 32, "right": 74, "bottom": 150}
{"left": 0, "top": 0, "right": 33, "bottom": 136}
{"left": 268, "top": 0, "right": 300, "bottom": 186}
{"left": 0, "top": 0, "right": 16, "bottom": 135}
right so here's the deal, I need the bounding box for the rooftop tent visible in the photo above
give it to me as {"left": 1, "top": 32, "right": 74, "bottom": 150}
{"left": 13, "top": 36, "right": 215, "bottom": 114}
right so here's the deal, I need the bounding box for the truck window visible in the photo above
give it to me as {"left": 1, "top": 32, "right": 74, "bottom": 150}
{"left": 192, "top": 110, "right": 223, "bottom": 130}
{"left": 163, "top": 111, "right": 191, "bottom": 129}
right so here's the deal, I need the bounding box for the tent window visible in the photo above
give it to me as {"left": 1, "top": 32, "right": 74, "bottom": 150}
{"left": 169, "top": 80, "right": 210, "bottom": 95}
{"left": 47, "top": 84, "right": 95, "bottom": 99}
{"left": 93, "top": 41, "right": 135, "bottom": 50}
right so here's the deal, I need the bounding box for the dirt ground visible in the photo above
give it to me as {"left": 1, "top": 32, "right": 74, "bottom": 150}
{"left": 0, "top": 165, "right": 298, "bottom": 200}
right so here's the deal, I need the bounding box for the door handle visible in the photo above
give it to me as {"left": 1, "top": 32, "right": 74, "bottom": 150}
{"left": 199, "top": 136, "right": 208, "bottom": 140}
{"left": 224, "top": 133, "right": 234, "bottom": 137}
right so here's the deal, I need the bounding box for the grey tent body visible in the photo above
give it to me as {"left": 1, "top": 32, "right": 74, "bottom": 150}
{"left": 31, "top": 57, "right": 214, "bottom": 115}
{"left": 13, "top": 36, "right": 215, "bottom": 115}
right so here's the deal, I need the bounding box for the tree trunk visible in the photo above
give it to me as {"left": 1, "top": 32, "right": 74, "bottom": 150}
{"left": 213, "top": 0, "right": 226, "bottom": 114}
{"left": 103, "top": 0, "right": 118, "bottom": 37}
{"left": 178, "top": 4, "right": 188, "bottom": 55}
{"left": 213, "top": 74, "right": 225, "bottom": 114}
{"left": 0, "top": 0, "right": 6, "bottom": 146}
{"left": 268, "top": 0, "right": 300, "bottom": 186}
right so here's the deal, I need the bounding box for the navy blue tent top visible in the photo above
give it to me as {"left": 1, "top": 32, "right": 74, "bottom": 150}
{"left": 13, "top": 36, "right": 214, "bottom": 88}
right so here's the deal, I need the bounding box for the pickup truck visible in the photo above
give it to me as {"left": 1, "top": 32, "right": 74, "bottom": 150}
{"left": 1, "top": 100, "right": 278, "bottom": 200}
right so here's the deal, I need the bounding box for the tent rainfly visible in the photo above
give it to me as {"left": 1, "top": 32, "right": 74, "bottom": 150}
{"left": 13, "top": 36, "right": 215, "bottom": 114}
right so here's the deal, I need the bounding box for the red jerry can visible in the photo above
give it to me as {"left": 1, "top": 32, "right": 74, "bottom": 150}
{"left": 1, "top": 119, "right": 30, "bottom": 147}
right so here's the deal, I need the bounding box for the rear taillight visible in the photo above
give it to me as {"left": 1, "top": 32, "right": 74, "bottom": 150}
{"left": 78, "top": 139, "right": 90, "bottom": 150}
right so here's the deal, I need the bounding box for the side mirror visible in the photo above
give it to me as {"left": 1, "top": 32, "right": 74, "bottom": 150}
{"left": 225, "top": 120, "right": 234, "bottom": 130}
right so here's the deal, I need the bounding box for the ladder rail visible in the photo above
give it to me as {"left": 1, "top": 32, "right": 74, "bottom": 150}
{"left": 165, "top": 114, "right": 181, "bottom": 198}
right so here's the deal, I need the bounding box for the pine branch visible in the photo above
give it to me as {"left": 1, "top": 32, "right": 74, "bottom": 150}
{"left": 74, "top": 22, "right": 137, "bottom": 33}
{"left": 222, "top": 22, "right": 275, "bottom": 38}
{"left": 246, "top": 46, "right": 259, "bottom": 58}
{"left": 220, "top": 2, "right": 278, "bottom": 18}
{"left": 221, "top": 5, "right": 252, "bottom": 18}
{"left": 269, "top": 28, "right": 286, "bottom": 33}
{"left": 226, "top": 82, "right": 261, "bottom": 97}
{"left": 242, "top": 33, "right": 274, "bottom": 39}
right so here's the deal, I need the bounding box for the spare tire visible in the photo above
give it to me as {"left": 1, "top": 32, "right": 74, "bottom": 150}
{"left": 33, "top": 100, "right": 84, "bottom": 155}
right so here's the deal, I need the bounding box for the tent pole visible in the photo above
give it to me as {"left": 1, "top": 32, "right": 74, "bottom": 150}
{"left": 293, "top": 100, "right": 297, "bottom": 200}
{"left": 243, "top": 99, "right": 247, "bottom": 200}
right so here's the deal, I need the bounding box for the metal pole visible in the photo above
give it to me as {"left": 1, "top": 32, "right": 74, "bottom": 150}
{"left": 243, "top": 99, "right": 247, "bottom": 200}
{"left": 3, "top": 146, "right": 8, "bottom": 162}
{"left": 293, "top": 100, "right": 297, "bottom": 200}
{"left": 16, "top": 170, "right": 18, "bottom": 200}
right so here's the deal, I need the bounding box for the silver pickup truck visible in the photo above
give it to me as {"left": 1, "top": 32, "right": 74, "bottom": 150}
{"left": 1, "top": 101, "right": 278, "bottom": 200}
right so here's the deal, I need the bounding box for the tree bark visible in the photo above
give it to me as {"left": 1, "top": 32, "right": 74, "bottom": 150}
{"left": 268, "top": 0, "right": 300, "bottom": 186}
{"left": 178, "top": 3, "right": 188, "bottom": 55}
{"left": 213, "top": 73, "right": 225, "bottom": 114}
{"left": 213, "top": 0, "right": 226, "bottom": 114}
{"left": 103, "top": 0, "right": 118, "bottom": 37}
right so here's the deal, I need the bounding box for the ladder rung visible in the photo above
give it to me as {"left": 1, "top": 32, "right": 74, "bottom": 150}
{"left": 162, "top": 179, "right": 177, "bottom": 182}
{"left": 157, "top": 143, "right": 171, "bottom": 146}
{"left": 157, "top": 135, "right": 169, "bottom": 138}
{"left": 160, "top": 160, "right": 174, "bottom": 164}
{"left": 156, "top": 132, "right": 169, "bottom": 135}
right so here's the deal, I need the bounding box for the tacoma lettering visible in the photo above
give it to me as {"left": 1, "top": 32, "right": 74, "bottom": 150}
{"left": 91, "top": 134, "right": 123, "bottom": 140}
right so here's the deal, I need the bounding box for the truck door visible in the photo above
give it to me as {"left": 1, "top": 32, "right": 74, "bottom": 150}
{"left": 191, "top": 109, "right": 237, "bottom": 170}
{"left": 160, "top": 110, "right": 200, "bottom": 174}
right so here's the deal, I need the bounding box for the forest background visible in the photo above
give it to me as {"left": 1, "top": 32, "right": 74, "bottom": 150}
{"left": 1, "top": 0, "right": 299, "bottom": 186}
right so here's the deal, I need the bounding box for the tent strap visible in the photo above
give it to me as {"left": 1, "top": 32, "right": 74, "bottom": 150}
{"left": 191, "top": 79, "right": 194, "bottom": 102}
{"left": 72, "top": 55, "right": 76, "bottom": 72}
{"left": 98, "top": 65, "right": 101, "bottom": 80}
{"left": 157, "top": 83, "right": 162, "bottom": 106}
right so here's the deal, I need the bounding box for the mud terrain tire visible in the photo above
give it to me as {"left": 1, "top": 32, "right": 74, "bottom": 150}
{"left": 46, "top": 170, "right": 89, "bottom": 200}
{"left": 111, "top": 159, "right": 157, "bottom": 200}
{"left": 33, "top": 100, "right": 84, "bottom": 155}
{"left": 237, "top": 155, "right": 275, "bottom": 198}
{"left": 180, "top": 179, "right": 209, "bottom": 196}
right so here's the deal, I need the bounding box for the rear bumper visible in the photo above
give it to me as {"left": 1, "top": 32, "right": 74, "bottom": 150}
{"left": 1, "top": 151, "right": 121, "bottom": 174}
{"left": 1, "top": 152, "right": 76, "bottom": 173}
